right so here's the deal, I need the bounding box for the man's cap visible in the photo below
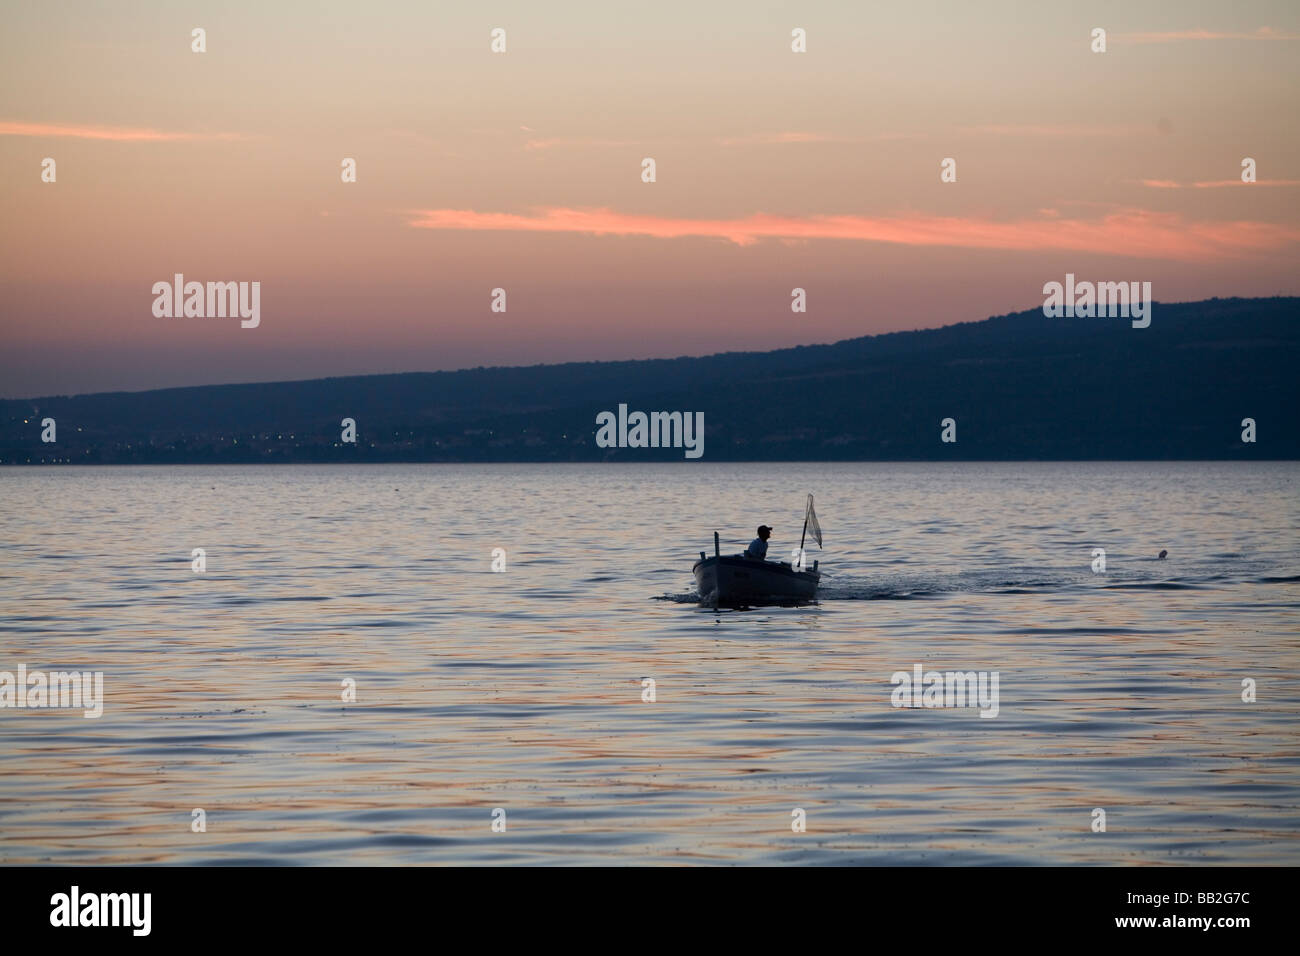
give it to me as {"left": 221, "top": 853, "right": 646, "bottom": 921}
{"left": 758, "top": 525, "right": 773, "bottom": 534}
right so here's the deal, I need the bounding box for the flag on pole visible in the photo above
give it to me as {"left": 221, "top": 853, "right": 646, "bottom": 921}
{"left": 805, "top": 494, "right": 822, "bottom": 548}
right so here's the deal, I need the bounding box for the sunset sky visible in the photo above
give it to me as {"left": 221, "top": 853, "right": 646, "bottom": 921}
{"left": 2, "top": 0, "right": 1298, "bottom": 397}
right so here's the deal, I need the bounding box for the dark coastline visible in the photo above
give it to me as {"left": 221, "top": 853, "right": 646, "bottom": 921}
{"left": 4, "top": 296, "right": 1296, "bottom": 464}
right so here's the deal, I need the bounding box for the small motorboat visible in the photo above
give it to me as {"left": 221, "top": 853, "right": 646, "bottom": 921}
{"left": 693, "top": 548, "right": 820, "bottom": 606}
{"left": 692, "top": 495, "right": 823, "bottom": 607}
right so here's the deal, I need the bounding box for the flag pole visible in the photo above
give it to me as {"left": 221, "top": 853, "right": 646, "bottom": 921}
{"left": 713, "top": 531, "right": 722, "bottom": 609}
{"left": 799, "top": 495, "right": 810, "bottom": 555}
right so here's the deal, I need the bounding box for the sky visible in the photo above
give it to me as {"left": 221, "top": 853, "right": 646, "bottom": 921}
{"left": 1, "top": 0, "right": 1298, "bottom": 397}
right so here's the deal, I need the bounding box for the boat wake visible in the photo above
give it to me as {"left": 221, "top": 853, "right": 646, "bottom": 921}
{"left": 656, "top": 558, "right": 1285, "bottom": 604}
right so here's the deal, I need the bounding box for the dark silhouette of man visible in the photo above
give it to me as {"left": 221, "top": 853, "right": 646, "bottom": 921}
{"left": 745, "top": 525, "right": 772, "bottom": 560}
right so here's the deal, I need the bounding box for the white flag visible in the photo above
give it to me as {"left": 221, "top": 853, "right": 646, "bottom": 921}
{"left": 805, "top": 494, "right": 822, "bottom": 548}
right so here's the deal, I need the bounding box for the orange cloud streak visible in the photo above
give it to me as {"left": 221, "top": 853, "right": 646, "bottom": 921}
{"left": 0, "top": 121, "right": 244, "bottom": 141}
{"left": 408, "top": 206, "right": 1300, "bottom": 261}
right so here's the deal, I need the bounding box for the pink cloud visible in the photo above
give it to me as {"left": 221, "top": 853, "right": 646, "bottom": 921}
{"left": 715, "top": 131, "right": 836, "bottom": 146}
{"left": 0, "top": 121, "right": 244, "bottom": 141}
{"left": 959, "top": 124, "right": 1141, "bottom": 138}
{"left": 1192, "top": 178, "right": 1300, "bottom": 188}
{"left": 1140, "top": 178, "right": 1300, "bottom": 188}
{"left": 713, "top": 131, "right": 919, "bottom": 146}
{"left": 1116, "top": 27, "right": 1299, "bottom": 44}
{"left": 523, "top": 136, "right": 634, "bottom": 151}
{"left": 520, "top": 131, "right": 918, "bottom": 150}
{"left": 407, "top": 206, "right": 1300, "bottom": 261}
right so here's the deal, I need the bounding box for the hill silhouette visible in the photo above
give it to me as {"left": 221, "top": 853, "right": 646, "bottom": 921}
{"left": 3, "top": 296, "right": 1296, "bottom": 463}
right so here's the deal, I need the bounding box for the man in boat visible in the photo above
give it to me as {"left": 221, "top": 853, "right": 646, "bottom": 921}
{"left": 745, "top": 525, "right": 772, "bottom": 561}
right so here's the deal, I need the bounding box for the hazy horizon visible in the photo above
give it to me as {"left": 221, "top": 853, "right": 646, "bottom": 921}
{"left": 0, "top": 291, "right": 1287, "bottom": 401}
{"left": 0, "top": 287, "right": 1284, "bottom": 400}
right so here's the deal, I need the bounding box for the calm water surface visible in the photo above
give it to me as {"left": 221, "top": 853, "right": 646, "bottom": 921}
{"left": 1, "top": 462, "right": 1297, "bottom": 865}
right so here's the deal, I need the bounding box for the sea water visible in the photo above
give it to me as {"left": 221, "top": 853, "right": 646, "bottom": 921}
{"left": 0, "top": 461, "right": 1296, "bottom": 864}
